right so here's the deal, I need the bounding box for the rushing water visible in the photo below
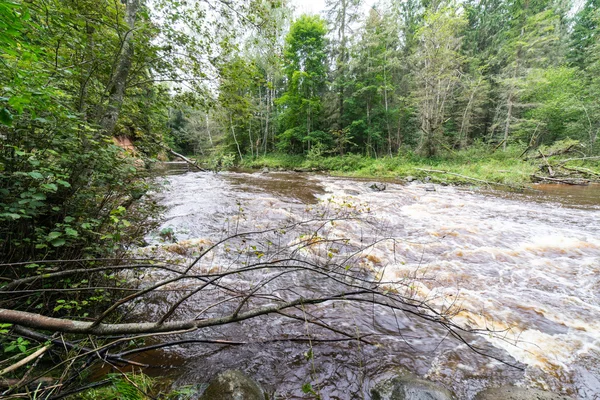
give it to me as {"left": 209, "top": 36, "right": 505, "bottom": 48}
{"left": 135, "top": 167, "right": 600, "bottom": 399}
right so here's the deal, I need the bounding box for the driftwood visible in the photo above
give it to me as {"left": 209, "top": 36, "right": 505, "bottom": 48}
{"left": 414, "top": 168, "right": 525, "bottom": 190}
{"left": 526, "top": 143, "right": 582, "bottom": 160}
{"left": 0, "top": 345, "right": 50, "bottom": 377}
{"left": 538, "top": 150, "right": 554, "bottom": 177}
{"left": 560, "top": 165, "right": 600, "bottom": 177}
{"left": 168, "top": 149, "right": 207, "bottom": 172}
{"left": 531, "top": 153, "right": 599, "bottom": 184}
{"left": 557, "top": 155, "right": 600, "bottom": 164}
{"left": 531, "top": 175, "right": 589, "bottom": 185}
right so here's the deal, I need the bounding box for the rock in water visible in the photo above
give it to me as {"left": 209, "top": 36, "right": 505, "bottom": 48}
{"left": 369, "top": 183, "right": 387, "bottom": 191}
{"left": 261, "top": 167, "right": 269, "bottom": 174}
{"left": 424, "top": 176, "right": 431, "bottom": 182}
{"left": 425, "top": 184, "right": 436, "bottom": 192}
{"left": 406, "top": 176, "right": 416, "bottom": 182}
{"left": 371, "top": 374, "right": 456, "bottom": 400}
{"left": 199, "top": 370, "right": 264, "bottom": 400}
{"left": 474, "top": 386, "right": 571, "bottom": 400}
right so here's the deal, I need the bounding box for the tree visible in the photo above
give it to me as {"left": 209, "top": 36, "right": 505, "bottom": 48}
{"left": 325, "top": 0, "right": 362, "bottom": 131}
{"left": 568, "top": 0, "right": 600, "bottom": 69}
{"left": 412, "top": 3, "right": 467, "bottom": 157}
{"left": 346, "top": 7, "right": 402, "bottom": 157}
{"left": 495, "top": 6, "right": 561, "bottom": 150}
{"left": 277, "top": 15, "right": 329, "bottom": 153}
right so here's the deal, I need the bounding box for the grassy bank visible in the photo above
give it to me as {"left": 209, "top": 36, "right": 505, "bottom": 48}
{"left": 240, "top": 145, "right": 539, "bottom": 187}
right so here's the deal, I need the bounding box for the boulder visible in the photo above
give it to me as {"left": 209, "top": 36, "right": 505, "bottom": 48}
{"left": 371, "top": 374, "right": 456, "bottom": 400}
{"left": 424, "top": 176, "right": 431, "bottom": 182}
{"left": 199, "top": 370, "right": 264, "bottom": 400}
{"left": 474, "top": 386, "right": 571, "bottom": 400}
{"left": 261, "top": 167, "right": 269, "bottom": 174}
{"left": 424, "top": 184, "right": 436, "bottom": 192}
{"left": 406, "top": 176, "right": 416, "bottom": 182}
{"left": 369, "top": 183, "right": 387, "bottom": 192}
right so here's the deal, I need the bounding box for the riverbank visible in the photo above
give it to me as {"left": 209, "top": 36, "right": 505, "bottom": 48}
{"left": 236, "top": 145, "right": 599, "bottom": 188}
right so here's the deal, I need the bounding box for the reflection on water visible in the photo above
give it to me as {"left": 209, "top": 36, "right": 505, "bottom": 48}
{"left": 139, "top": 169, "right": 600, "bottom": 399}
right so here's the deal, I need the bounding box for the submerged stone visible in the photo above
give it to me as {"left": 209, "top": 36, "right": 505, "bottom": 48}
{"left": 369, "top": 182, "right": 387, "bottom": 191}
{"left": 371, "top": 374, "right": 456, "bottom": 400}
{"left": 199, "top": 370, "right": 264, "bottom": 400}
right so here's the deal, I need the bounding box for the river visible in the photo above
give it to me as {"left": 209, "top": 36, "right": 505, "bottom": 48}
{"left": 134, "top": 163, "right": 600, "bottom": 399}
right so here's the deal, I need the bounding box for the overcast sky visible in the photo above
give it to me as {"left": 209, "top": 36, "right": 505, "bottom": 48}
{"left": 291, "top": 0, "right": 376, "bottom": 16}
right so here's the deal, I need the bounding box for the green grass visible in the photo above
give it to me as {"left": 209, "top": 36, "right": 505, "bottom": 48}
{"left": 241, "top": 145, "right": 539, "bottom": 187}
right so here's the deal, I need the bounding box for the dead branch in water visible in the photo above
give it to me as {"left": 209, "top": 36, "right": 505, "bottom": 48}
{"left": 167, "top": 148, "right": 207, "bottom": 172}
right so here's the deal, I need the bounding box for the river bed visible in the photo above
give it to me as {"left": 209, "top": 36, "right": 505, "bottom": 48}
{"left": 135, "top": 165, "right": 600, "bottom": 399}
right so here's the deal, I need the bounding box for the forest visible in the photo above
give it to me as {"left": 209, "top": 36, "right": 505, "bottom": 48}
{"left": 167, "top": 0, "right": 600, "bottom": 166}
{"left": 1, "top": 0, "right": 600, "bottom": 398}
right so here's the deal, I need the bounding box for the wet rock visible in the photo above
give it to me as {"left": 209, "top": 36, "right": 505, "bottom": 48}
{"left": 406, "top": 176, "right": 416, "bottom": 182}
{"left": 474, "top": 386, "right": 571, "bottom": 400}
{"left": 371, "top": 374, "right": 456, "bottom": 400}
{"left": 424, "top": 176, "right": 431, "bottom": 182}
{"left": 369, "top": 183, "right": 387, "bottom": 192}
{"left": 261, "top": 167, "right": 269, "bottom": 174}
{"left": 424, "top": 184, "right": 436, "bottom": 192}
{"left": 199, "top": 370, "right": 264, "bottom": 400}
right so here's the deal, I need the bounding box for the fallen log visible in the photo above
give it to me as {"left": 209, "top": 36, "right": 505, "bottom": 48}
{"left": 167, "top": 149, "right": 207, "bottom": 172}
{"left": 531, "top": 175, "right": 589, "bottom": 185}
{"left": 414, "top": 168, "right": 525, "bottom": 190}
{"left": 560, "top": 165, "right": 600, "bottom": 177}
{"left": 556, "top": 155, "right": 600, "bottom": 164}
{"left": 526, "top": 144, "right": 580, "bottom": 160}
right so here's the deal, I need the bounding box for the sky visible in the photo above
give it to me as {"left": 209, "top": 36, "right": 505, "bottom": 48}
{"left": 291, "top": 0, "right": 376, "bottom": 16}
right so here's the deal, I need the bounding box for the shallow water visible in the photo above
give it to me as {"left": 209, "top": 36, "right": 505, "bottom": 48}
{"left": 136, "top": 169, "right": 600, "bottom": 399}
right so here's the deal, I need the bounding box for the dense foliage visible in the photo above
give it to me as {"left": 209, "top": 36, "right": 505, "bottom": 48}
{"left": 169, "top": 0, "right": 600, "bottom": 160}
{"left": 0, "top": 0, "right": 276, "bottom": 261}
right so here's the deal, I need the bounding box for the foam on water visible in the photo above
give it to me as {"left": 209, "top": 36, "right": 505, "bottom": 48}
{"left": 143, "top": 171, "right": 600, "bottom": 398}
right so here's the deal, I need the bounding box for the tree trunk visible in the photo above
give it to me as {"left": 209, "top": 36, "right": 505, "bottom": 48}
{"left": 230, "top": 114, "right": 243, "bottom": 161}
{"left": 99, "top": 0, "right": 141, "bottom": 136}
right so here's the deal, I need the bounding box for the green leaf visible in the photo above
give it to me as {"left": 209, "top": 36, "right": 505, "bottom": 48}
{"left": 31, "top": 192, "right": 46, "bottom": 201}
{"left": 57, "top": 180, "right": 71, "bottom": 188}
{"left": 65, "top": 228, "right": 78, "bottom": 237}
{"left": 1, "top": 213, "right": 21, "bottom": 220}
{"left": 50, "top": 238, "right": 66, "bottom": 247}
{"left": 28, "top": 171, "right": 44, "bottom": 180}
{"left": 47, "top": 231, "right": 62, "bottom": 240}
{"left": 42, "top": 183, "right": 58, "bottom": 192}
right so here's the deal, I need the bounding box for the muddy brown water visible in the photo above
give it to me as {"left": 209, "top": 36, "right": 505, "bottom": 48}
{"left": 132, "top": 166, "right": 600, "bottom": 399}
